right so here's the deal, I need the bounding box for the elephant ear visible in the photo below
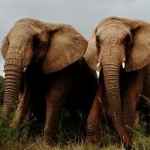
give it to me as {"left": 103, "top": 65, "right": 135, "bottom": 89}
{"left": 1, "top": 37, "right": 9, "bottom": 60}
{"left": 83, "top": 30, "right": 99, "bottom": 71}
{"left": 42, "top": 24, "right": 87, "bottom": 74}
{"left": 125, "top": 20, "right": 150, "bottom": 72}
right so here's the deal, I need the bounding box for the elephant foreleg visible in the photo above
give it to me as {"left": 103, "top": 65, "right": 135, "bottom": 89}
{"left": 44, "top": 74, "right": 70, "bottom": 146}
{"left": 86, "top": 83, "right": 102, "bottom": 146}
{"left": 122, "top": 71, "right": 144, "bottom": 138}
{"left": 44, "top": 97, "right": 63, "bottom": 145}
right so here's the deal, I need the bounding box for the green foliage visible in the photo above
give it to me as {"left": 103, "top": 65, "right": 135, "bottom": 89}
{"left": 0, "top": 107, "right": 20, "bottom": 149}
{"left": 58, "top": 109, "right": 80, "bottom": 143}
{"left": 0, "top": 75, "right": 4, "bottom": 106}
{"left": 1, "top": 107, "right": 150, "bottom": 149}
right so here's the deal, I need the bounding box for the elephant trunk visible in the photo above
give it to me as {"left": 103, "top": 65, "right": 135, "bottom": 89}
{"left": 102, "top": 62, "right": 123, "bottom": 126}
{"left": 3, "top": 43, "right": 23, "bottom": 117}
{"left": 102, "top": 60, "right": 131, "bottom": 146}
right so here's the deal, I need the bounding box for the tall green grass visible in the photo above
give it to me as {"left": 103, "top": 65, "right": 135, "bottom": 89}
{"left": 1, "top": 107, "right": 150, "bottom": 150}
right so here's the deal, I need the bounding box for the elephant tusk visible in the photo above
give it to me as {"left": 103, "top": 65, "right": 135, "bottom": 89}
{"left": 23, "top": 67, "right": 27, "bottom": 73}
{"left": 122, "top": 62, "right": 125, "bottom": 69}
{"left": 97, "top": 62, "right": 101, "bottom": 68}
{"left": 96, "top": 71, "right": 100, "bottom": 78}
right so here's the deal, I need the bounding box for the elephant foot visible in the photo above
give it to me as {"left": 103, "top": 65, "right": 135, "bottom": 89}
{"left": 86, "top": 121, "right": 100, "bottom": 145}
{"left": 85, "top": 133, "right": 100, "bottom": 149}
{"left": 44, "top": 133, "right": 58, "bottom": 146}
{"left": 85, "top": 139, "right": 99, "bottom": 150}
{"left": 121, "top": 134, "right": 132, "bottom": 150}
{"left": 125, "top": 147, "right": 132, "bottom": 150}
{"left": 86, "top": 136, "right": 98, "bottom": 145}
{"left": 115, "top": 125, "right": 133, "bottom": 149}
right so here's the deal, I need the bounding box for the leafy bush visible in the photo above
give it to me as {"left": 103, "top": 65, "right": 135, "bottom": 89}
{"left": 0, "top": 107, "right": 19, "bottom": 149}
{"left": 1, "top": 105, "right": 150, "bottom": 149}
{"left": 0, "top": 108, "right": 87, "bottom": 149}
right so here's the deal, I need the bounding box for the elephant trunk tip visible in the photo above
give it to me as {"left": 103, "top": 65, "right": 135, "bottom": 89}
{"left": 3, "top": 99, "right": 16, "bottom": 117}
{"left": 3, "top": 107, "right": 13, "bottom": 117}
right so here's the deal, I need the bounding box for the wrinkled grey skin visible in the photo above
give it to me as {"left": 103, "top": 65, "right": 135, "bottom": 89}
{"left": 84, "top": 16, "right": 150, "bottom": 149}
{"left": 1, "top": 18, "right": 98, "bottom": 145}
{"left": 1, "top": 18, "right": 87, "bottom": 117}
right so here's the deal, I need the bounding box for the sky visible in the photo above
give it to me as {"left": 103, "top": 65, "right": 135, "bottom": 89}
{"left": 0, "top": 0, "right": 150, "bottom": 76}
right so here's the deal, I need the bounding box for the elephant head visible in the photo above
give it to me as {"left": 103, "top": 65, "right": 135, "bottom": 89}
{"left": 84, "top": 16, "right": 150, "bottom": 146}
{"left": 1, "top": 18, "right": 87, "bottom": 117}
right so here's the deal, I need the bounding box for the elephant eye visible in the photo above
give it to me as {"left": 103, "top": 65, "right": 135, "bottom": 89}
{"left": 125, "top": 34, "right": 132, "bottom": 45}
{"left": 96, "top": 36, "right": 99, "bottom": 43}
{"left": 33, "top": 36, "right": 41, "bottom": 50}
{"left": 96, "top": 36, "right": 100, "bottom": 53}
{"left": 33, "top": 35, "right": 48, "bottom": 52}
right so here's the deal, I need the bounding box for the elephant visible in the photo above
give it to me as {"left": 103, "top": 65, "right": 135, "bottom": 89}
{"left": 1, "top": 18, "right": 98, "bottom": 145}
{"left": 12, "top": 57, "right": 98, "bottom": 144}
{"left": 84, "top": 16, "right": 150, "bottom": 149}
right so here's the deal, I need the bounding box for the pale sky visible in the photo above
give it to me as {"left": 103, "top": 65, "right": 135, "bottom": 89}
{"left": 0, "top": 0, "right": 150, "bottom": 76}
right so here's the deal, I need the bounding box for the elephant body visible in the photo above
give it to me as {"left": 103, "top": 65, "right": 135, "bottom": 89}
{"left": 1, "top": 18, "right": 98, "bottom": 145}
{"left": 84, "top": 16, "right": 150, "bottom": 149}
{"left": 12, "top": 58, "right": 98, "bottom": 144}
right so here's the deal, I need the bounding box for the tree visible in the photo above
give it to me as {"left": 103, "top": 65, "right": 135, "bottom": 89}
{"left": 0, "top": 75, "right": 4, "bottom": 106}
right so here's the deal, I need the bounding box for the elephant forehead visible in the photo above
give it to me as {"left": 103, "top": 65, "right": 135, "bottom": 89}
{"left": 99, "top": 19, "right": 126, "bottom": 29}
{"left": 101, "top": 37, "right": 124, "bottom": 57}
{"left": 103, "top": 36, "right": 121, "bottom": 46}
{"left": 13, "top": 21, "right": 46, "bottom": 36}
{"left": 97, "top": 20, "right": 130, "bottom": 37}
{"left": 103, "top": 20, "right": 124, "bottom": 26}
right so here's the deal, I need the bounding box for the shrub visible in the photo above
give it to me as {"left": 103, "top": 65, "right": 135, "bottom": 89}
{"left": 0, "top": 75, "right": 4, "bottom": 106}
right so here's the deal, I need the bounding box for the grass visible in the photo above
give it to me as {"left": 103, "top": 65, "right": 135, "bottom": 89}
{"left": 1, "top": 107, "right": 150, "bottom": 150}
